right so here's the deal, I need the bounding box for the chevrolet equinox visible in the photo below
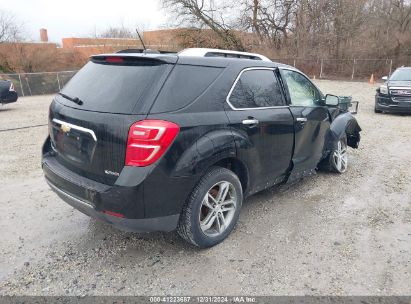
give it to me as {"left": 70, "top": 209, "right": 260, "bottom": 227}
{"left": 42, "top": 48, "right": 361, "bottom": 248}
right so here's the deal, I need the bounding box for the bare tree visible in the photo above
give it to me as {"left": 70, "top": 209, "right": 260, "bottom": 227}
{"left": 0, "top": 10, "right": 23, "bottom": 43}
{"left": 241, "top": 0, "right": 298, "bottom": 49}
{"left": 162, "top": 0, "right": 411, "bottom": 62}
{"left": 329, "top": 0, "right": 369, "bottom": 59}
{"left": 387, "top": 0, "right": 411, "bottom": 57}
{"left": 162, "top": 0, "right": 245, "bottom": 50}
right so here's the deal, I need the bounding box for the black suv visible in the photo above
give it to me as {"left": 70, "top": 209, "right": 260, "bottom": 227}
{"left": 42, "top": 48, "right": 361, "bottom": 248}
{"left": 0, "top": 80, "right": 18, "bottom": 105}
{"left": 375, "top": 67, "right": 411, "bottom": 113}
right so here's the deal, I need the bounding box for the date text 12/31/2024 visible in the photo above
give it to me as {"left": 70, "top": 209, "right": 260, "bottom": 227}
{"left": 149, "top": 297, "right": 257, "bottom": 303}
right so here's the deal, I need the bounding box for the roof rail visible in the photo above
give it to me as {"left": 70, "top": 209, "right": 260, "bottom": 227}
{"left": 178, "top": 48, "right": 271, "bottom": 62}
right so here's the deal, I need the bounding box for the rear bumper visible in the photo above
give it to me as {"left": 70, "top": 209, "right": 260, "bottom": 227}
{"left": 42, "top": 148, "right": 195, "bottom": 233}
{"left": 46, "top": 180, "right": 179, "bottom": 232}
{"left": 375, "top": 95, "right": 411, "bottom": 113}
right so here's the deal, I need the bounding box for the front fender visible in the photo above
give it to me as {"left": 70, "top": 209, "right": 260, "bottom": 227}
{"left": 325, "top": 112, "right": 362, "bottom": 152}
{"left": 172, "top": 129, "right": 236, "bottom": 177}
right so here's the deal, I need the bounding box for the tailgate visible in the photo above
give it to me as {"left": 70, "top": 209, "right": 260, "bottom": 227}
{"left": 49, "top": 100, "right": 144, "bottom": 185}
{"left": 47, "top": 54, "right": 176, "bottom": 185}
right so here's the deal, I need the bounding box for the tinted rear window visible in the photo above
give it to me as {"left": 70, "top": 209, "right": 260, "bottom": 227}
{"left": 150, "top": 64, "right": 223, "bottom": 113}
{"left": 60, "top": 61, "right": 168, "bottom": 114}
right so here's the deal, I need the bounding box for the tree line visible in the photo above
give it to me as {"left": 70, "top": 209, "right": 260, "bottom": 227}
{"left": 162, "top": 0, "right": 411, "bottom": 61}
{"left": 1, "top": 1, "right": 410, "bottom": 74}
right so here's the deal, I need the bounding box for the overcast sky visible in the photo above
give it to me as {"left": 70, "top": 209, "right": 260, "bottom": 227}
{"left": 2, "top": 0, "right": 169, "bottom": 43}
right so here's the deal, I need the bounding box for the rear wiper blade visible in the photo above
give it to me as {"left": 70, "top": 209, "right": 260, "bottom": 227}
{"left": 57, "top": 92, "right": 83, "bottom": 105}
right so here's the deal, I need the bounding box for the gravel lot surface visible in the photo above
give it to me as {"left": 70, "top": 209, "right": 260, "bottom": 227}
{"left": 0, "top": 80, "right": 410, "bottom": 296}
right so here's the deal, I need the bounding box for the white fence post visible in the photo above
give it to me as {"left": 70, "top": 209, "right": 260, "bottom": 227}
{"left": 18, "top": 74, "right": 24, "bottom": 96}
{"left": 351, "top": 59, "right": 356, "bottom": 80}
{"left": 56, "top": 73, "right": 61, "bottom": 91}
{"left": 320, "top": 59, "right": 324, "bottom": 78}
{"left": 25, "top": 76, "right": 32, "bottom": 96}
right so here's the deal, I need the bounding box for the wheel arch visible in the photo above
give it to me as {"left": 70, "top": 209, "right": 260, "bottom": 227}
{"left": 172, "top": 129, "right": 237, "bottom": 176}
{"left": 325, "top": 112, "right": 361, "bottom": 153}
{"left": 211, "top": 157, "right": 249, "bottom": 195}
{"left": 171, "top": 128, "right": 250, "bottom": 196}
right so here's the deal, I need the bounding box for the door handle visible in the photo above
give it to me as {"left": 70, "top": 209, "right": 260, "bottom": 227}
{"left": 242, "top": 119, "right": 259, "bottom": 126}
{"left": 296, "top": 117, "right": 308, "bottom": 122}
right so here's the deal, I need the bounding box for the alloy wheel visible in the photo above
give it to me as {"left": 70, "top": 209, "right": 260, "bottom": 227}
{"left": 332, "top": 139, "right": 348, "bottom": 173}
{"left": 199, "top": 181, "right": 237, "bottom": 237}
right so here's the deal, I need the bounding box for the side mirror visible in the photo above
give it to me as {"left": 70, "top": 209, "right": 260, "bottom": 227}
{"left": 325, "top": 94, "right": 340, "bottom": 106}
{"left": 382, "top": 76, "right": 388, "bottom": 81}
{"left": 0, "top": 80, "right": 18, "bottom": 103}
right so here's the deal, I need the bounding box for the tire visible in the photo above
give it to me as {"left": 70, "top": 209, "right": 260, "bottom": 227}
{"left": 319, "top": 136, "right": 348, "bottom": 173}
{"left": 177, "top": 166, "right": 243, "bottom": 248}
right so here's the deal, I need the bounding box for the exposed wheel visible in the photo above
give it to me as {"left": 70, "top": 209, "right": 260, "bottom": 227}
{"left": 177, "top": 166, "right": 243, "bottom": 248}
{"left": 319, "top": 136, "right": 348, "bottom": 173}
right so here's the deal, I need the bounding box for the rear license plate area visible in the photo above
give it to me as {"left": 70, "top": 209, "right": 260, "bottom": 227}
{"left": 50, "top": 120, "right": 97, "bottom": 164}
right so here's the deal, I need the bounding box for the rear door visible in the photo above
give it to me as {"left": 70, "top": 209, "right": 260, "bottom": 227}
{"left": 48, "top": 56, "right": 175, "bottom": 185}
{"left": 279, "top": 68, "right": 330, "bottom": 176}
{"left": 225, "top": 68, "right": 294, "bottom": 194}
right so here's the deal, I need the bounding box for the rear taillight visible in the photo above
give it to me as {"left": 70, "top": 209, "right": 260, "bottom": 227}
{"left": 125, "top": 120, "right": 180, "bottom": 167}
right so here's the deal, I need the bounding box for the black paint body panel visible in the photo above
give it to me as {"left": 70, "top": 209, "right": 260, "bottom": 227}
{"left": 0, "top": 80, "right": 18, "bottom": 104}
{"left": 49, "top": 98, "right": 144, "bottom": 185}
{"left": 225, "top": 107, "right": 294, "bottom": 195}
{"left": 288, "top": 106, "right": 330, "bottom": 174}
{"left": 42, "top": 53, "right": 361, "bottom": 232}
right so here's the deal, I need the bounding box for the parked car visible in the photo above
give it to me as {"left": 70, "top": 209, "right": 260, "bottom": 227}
{"left": 42, "top": 48, "right": 361, "bottom": 248}
{"left": 375, "top": 67, "right": 411, "bottom": 113}
{"left": 0, "top": 80, "right": 18, "bottom": 105}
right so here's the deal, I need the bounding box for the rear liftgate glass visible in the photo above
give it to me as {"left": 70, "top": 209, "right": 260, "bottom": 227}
{"left": 49, "top": 55, "right": 175, "bottom": 184}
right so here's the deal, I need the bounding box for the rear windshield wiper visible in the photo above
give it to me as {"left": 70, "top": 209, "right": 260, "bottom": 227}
{"left": 57, "top": 92, "right": 83, "bottom": 105}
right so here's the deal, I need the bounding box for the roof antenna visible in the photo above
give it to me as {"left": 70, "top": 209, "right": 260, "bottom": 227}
{"left": 135, "top": 29, "right": 146, "bottom": 51}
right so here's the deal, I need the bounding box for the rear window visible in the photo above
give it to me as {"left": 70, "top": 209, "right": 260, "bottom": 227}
{"left": 150, "top": 64, "right": 223, "bottom": 113}
{"left": 60, "top": 61, "right": 168, "bottom": 114}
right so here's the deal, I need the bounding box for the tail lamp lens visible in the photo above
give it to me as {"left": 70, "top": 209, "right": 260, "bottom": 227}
{"left": 125, "top": 120, "right": 180, "bottom": 167}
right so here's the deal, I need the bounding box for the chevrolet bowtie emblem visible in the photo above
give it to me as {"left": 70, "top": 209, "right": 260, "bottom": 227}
{"left": 60, "top": 124, "right": 71, "bottom": 133}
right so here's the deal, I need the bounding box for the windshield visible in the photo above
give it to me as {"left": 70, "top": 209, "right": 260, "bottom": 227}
{"left": 390, "top": 68, "right": 411, "bottom": 81}
{"left": 60, "top": 60, "right": 168, "bottom": 114}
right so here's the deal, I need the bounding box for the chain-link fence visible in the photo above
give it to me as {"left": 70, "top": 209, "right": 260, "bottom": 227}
{"left": 0, "top": 71, "right": 77, "bottom": 97}
{"left": 272, "top": 58, "right": 411, "bottom": 81}
{"left": 1, "top": 58, "right": 411, "bottom": 97}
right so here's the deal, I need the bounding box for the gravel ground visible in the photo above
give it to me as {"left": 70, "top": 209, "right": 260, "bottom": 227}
{"left": 0, "top": 80, "right": 410, "bottom": 296}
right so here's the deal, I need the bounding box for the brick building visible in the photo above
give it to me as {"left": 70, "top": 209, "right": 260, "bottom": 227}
{"left": 0, "top": 28, "right": 264, "bottom": 73}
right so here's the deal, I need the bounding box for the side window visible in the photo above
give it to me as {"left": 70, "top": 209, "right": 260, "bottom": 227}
{"left": 282, "top": 70, "right": 321, "bottom": 106}
{"left": 229, "top": 69, "right": 284, "bottom": 109}
{"left": 151, "top": 65, "right": 223, "bottom": 113}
